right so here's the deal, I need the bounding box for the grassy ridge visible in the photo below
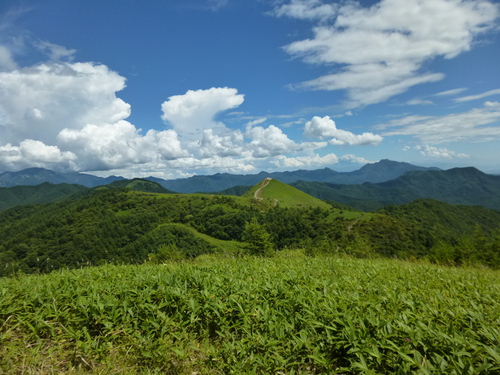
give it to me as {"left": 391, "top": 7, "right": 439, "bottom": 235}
{"left": 1, "top": 252, "right": 499, "bottom": 374}
{"left": 244, "top": 178, "right": 332, "bottom": 209}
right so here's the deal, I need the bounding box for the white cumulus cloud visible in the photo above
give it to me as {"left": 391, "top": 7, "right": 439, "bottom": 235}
{"left": 304, "top": 116, "right": 383, "bottom": 145}
{"left": 0, "top": 62, "right": 130, "bottom": 145}
{"left": 246, "top": 123, "right": 325, "bottom": 158}
{"left": 58, "top": 121, "right": 190, "bottom": 171}
{"left": 0, "top": 140, "right": 77, "bottom": 171}
{"left": 199, "top": 129, "right": 245, "bottom": 158}
{"left": 161, "top": 87, "right": 245, "bottom": 138}
{"left": 0, "top": 60, "right": 198, "bottom": 173}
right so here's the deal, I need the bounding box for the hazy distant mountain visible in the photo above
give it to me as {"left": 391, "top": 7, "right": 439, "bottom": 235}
{"left": 0, "top": 168, "right": 124, "bottom": 188}
{"left": 340, "top": 159, "right": 440, "bottom": 184}
{"left": 151, "top": 159, "right": 439, "bottom": 193}
{"left": 292, "top": 167, "right": 500, "bottom": 211}
{"left": 0, "top": 160, "right": 438, "bottom": 192}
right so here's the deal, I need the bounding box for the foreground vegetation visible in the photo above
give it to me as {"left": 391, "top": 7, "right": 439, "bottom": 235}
{"left": 1, "top": 252, "right": 499, "bottom": 374}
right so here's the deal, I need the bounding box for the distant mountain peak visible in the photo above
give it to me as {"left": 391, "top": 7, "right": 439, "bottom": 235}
{"left": 360, "top": 159, "right": 438, "bottom": 170}
{"left": 0, "top": 168, "right": 123, "bottom": 188}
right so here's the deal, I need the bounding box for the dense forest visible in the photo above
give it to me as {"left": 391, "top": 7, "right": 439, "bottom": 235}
{"left": 1, "top": 178, "right": 500, "bottom": 277}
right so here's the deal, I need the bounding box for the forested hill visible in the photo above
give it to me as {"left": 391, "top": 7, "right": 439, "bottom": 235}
{"left": 1, "top": 178, "right": 499, "bottom": 276}
{"left": 291, "top": 167, "right": 500, "bottom": 211}
{"left": 106, "top": 179, "right": 175, "bottom": 194}
{"left": 377, "top": 199, "right": 500, "bottom": 240}
{"left": 0, "top": 179, "right": 174, "bottom": 212}
{"left": 0, "top": 183, "right": 87, "bottom": 211}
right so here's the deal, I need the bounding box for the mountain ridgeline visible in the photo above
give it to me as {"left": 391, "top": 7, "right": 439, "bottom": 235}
{"left": 0, "top": 167, "right": 124, "bottom": 188}
{"left": 0, "top": 174, "right": 500, "bottom": 276}
{"left": 0, "top": 159, "right": 438, "bottom": 191}
{"left": 0, "top": 183, "right": 88, "bottom": 212}
{"left": 291, "top": 167, "right": 500, "bottom": 211}
{"left": 0, "top": 179, "right": 173, "bottom": 212}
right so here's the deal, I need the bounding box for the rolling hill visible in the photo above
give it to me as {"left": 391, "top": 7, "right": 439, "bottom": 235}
{"left": 0, "top": 182, "right": 88, "bottom": 211}
{"left": 377, "top": 198, "right": 500, "bottom": 239}
{"left": 106, "top": 178, "right": 175, "bottom": 194}
{"left": 1, "top": 177, "right": 499, "bottom": 276}
{"left": 292, "top": 167, "right": 500, "bottom": 211}
{"left": 243, "top": 178, "right": 333, "bottom": 209}
{"left": 0, "top": 179, "right": 175, "bottom": 212}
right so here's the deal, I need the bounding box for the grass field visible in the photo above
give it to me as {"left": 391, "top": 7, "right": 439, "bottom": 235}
{"left": 1, "top": 251, "right": 499, "bottom": 374}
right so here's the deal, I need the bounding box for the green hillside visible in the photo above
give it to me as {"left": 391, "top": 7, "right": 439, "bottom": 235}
{"left": 0, "top": 178, "right": 499, "bottom": 276}
{"left": 0, "top": 182, "right": 88, "bottom": 211}
{"left": 292, "top": 167, "right": 500, "bottom": 211}
{"left": 243, "top": 178, "right": 332, "bottom": 209}
{"left": 107, "top": 178, "right": 175, "bottom": 194}
{"left": 378, "top": 199, "right": 500, "bottom": 239}
{"left": 217, "top": 184, "right": 251, "bottom": 196}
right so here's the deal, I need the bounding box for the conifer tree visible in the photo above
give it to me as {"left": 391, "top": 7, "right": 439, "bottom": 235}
{"left": 242, "top": 217, "right": 274, "bottom": 256}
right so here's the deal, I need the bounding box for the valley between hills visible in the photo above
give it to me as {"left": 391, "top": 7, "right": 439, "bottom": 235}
{"left": 1, "top": 160, "right": 500, "bottom": 275}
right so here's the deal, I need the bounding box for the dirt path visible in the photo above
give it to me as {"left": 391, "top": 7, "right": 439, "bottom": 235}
{"left": 254, "top": 177, "right": 272, "bottom": 201}
{"left": 347, "top": 214, "right": 364, "bottom": 232}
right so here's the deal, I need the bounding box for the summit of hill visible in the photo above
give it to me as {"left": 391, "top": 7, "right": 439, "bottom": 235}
{"left": 243, "top": 178, "right": 332, "bottom": 209}
{"left": 106, "top": 179, "right": 175, "bottom": 194}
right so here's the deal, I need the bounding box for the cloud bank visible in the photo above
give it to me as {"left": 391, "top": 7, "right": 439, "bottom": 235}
{"left": 275, "top": 0, "right": 499, "bottom": 107}
{"left": 377, "top": 101, "right": 500, "bottom": 144}
{"left": 0, "top": 57, "right": 375, "bottom": 176}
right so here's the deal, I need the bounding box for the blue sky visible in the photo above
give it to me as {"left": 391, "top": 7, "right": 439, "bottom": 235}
{"left": 0, "top": 0, "right": 499, "bottom": 179}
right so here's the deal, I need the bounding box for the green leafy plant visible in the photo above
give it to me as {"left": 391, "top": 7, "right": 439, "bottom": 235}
{"left": 1, "top": 253, "right": 499, "bottom": 374}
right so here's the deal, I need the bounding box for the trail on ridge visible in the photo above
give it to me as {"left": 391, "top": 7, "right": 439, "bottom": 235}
{"left": 254, "top": 178, "right": 272, "bottom": 201}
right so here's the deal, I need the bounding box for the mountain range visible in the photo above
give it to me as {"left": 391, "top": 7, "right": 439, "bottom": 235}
{"left": 0, "top": 159, "right": 438, "bottom": 192}
{"left": 151, "top": 159, "right": 440, "bottom": 193}
{"left": 0, "top": 167, "right": 123, "bottom": 188}
{"left": 291, "top": 167, "right": 500, "bottom": 211}
{"left": 2, "top": 160, "right": 500, "bottom": 211}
